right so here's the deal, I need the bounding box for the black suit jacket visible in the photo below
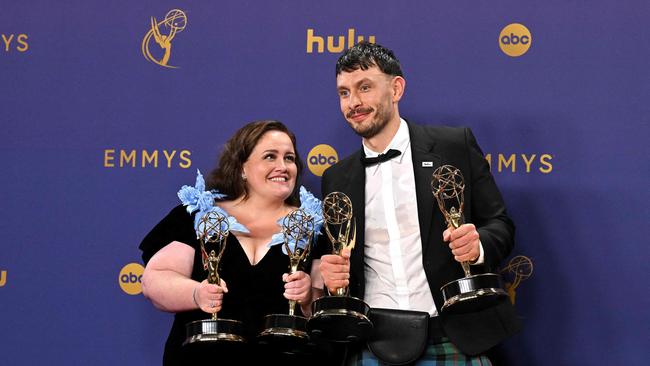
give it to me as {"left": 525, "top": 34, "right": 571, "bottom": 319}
{"left": 321, "top": 122, "right": 521, "bottom": 355}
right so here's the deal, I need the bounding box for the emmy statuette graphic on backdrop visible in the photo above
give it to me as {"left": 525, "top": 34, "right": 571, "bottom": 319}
{"left": 307, "top": 192, "right": 373, "bottom": 342}
{"left": 258, "top": 209, "right": 314, "bottom": 352}
{"left": 184, "top": 211, "right": 246, "bottom": 345}
{"left": 431, "top": 165, "right": 508, "bottom": 314}
{"left": 500, "top": 255, "right": 533, "bottom": 305}
{"left": 141, "top": 9, "right": 187, "bottom": 68}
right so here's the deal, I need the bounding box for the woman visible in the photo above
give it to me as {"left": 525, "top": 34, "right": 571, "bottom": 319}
{"left": 139, "top": 120, "right": 325, "bottom": 365}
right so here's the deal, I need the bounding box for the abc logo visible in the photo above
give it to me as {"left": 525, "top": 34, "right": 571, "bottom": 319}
{"left": 499, "top": 23, "right": 532, "bottom": 57}
{"left": 119, "top": 263, "right": 144, "bottom": 295}
{"left": 307, "top": 144, "right": 338, "bottom": 177}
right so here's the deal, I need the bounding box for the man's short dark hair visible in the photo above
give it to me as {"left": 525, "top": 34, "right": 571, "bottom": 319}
{"left": 335, "top": 41, "right": 403, "bottom": 77}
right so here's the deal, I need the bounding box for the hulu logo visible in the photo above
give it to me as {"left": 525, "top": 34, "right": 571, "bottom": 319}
{"left": 306, "top": 28, "right": 375, "bottom": 53}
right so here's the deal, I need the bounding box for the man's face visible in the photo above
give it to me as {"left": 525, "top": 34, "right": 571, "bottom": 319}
{"left": 336, "top": 66, "right": 398, "bottom": 139}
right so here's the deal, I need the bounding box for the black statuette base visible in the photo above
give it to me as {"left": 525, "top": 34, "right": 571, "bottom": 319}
{"left": 440, "top": 273, "right": 508, "bottom": 314}
{"left": 307, "top": 295, "right": 373, "bottom": 343}
{"left": 183, "top": 318, "right": 246, "bottom": 345}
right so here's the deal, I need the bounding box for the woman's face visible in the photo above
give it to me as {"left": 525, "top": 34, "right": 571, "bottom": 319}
{"left": 241, "top": 130, "right": 297, "bottom": 202}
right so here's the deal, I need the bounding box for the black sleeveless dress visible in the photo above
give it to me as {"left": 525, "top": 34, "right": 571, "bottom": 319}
{"left": 140, "top": 205, "right": 321, "bottom": 365}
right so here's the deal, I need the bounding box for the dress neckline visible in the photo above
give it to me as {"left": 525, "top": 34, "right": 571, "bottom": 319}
{"left": 229, "top": 231, "right": 276, "bottom": 267}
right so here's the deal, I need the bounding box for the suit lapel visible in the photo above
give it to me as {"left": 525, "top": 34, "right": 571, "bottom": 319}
{"left": 408, "top": 123, "right": 442, "bottom": 258}
{"left": 336, "top": 150, "right": 366, "bottom": 292}
{"left": 346, "top": 152, "right": 366, "bottom": 255}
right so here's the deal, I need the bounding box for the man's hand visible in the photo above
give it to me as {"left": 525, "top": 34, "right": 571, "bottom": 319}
{"left": 443, "top": 223, "right": 480, "bottom": 263}
{"left": 319, "top": 248, "right": 351, "bottom": 293}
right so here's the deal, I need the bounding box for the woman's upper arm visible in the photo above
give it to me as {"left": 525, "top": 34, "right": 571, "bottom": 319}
{"left": 145, "top": 241, "right": 195, "bottom": 278}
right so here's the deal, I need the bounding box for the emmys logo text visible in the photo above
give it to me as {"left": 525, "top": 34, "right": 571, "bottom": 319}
{"left": 2, "top": 33, "right": 28, "bottom": 52}
{"left": 307, "top": 28, "right": 375, "bottom": 53}
{"left": 0, "top": 270, "right": 6, "bottom": 287}
{"left": 142, "top": 9, "right": 187, "bottom": 68}
{"left": 307, "top": 144, "right": 338, "bottom": 176}
{"left": 499, "top": 23, "right": 532, "bottom": 57}
{"left": 103, "top": 149, "right": 192, "bottom": 168}
{"left": 485, "top": 153, "right": 553, "bottom": 174}
{"left": 119, "top": 263, "right": 144, "bottom": 295}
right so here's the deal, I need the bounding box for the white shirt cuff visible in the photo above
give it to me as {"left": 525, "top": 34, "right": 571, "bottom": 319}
{"left": 471, "top": 241, "right": 485, "bottom": 265}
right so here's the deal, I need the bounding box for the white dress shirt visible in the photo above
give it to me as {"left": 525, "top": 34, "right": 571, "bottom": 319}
{"left": 363, "top": 119, "right": 438, "bottom": 315}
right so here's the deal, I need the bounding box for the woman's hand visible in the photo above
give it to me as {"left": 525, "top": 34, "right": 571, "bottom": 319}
{"left": 194, "top": 278, "right": 228, "bottom": 314}
{"left": 282, "top": 271, "right": 312, "bottom": 305}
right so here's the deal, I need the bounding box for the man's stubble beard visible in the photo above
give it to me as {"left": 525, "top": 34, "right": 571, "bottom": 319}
{"left": 348, "top": 105, "right": 392, "bottom": 139}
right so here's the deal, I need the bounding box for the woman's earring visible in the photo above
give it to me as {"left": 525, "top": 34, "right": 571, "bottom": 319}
{"left": 242, "top": 173, "right": 247, "bottom": 181}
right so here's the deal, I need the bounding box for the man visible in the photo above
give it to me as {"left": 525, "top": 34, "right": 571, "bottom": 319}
{"left": 319, "top": 42, "right": 521, "bottom": 364}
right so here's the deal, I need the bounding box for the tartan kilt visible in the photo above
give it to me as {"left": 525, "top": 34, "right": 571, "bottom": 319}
{"left": 347, "top": 340, "right": 493, "bottom": 366}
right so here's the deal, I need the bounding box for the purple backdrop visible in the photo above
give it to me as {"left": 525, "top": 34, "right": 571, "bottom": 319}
{"left": 1, "top": 1, "right": 648, "bottom": 364}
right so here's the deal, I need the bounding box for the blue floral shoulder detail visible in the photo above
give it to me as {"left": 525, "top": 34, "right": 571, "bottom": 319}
{"left": 177, "top": 170, "right": 224, "bottom": 214}
{"left": 177, "top": 170, "right": 248, "bottom": 235}
{"left": 178, "top": 170, "right": 322, "bottom": 254}
{"left": 268, "top": 186, "right": 324, "bottom": 255}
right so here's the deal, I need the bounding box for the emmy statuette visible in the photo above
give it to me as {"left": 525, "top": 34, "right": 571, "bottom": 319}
{"left": 307, "top": 192, "right": 373, "bottom": 343}
{"left": 431, "top": 165, "right": 508, "bottom": 314}
{"left": 258, "top": 209, "right": 315, "bottom": 353}
{"left": 184, "top": 211, "right": 246, "bottom": 345}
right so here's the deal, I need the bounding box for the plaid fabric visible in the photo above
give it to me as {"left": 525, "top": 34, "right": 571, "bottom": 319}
{"left": 348, "top": 340, "right": 492, "bottom": 366}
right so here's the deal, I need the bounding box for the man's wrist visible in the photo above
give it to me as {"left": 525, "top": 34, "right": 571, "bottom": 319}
{"left": 469, "top": 241, "right": 485, "bottom": 265}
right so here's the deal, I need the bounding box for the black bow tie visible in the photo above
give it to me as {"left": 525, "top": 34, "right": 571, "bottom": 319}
{"left": 361, "top": 149, "right": 401, "bottom": 167}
